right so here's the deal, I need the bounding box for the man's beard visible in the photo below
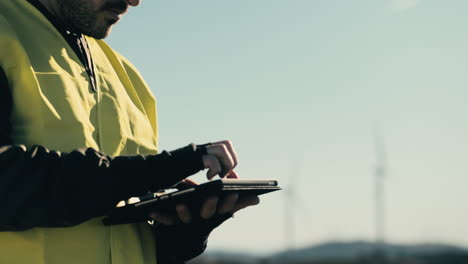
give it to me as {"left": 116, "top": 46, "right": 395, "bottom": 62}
{"left": 57, "top": 0, "right": 123, "bottom": 39}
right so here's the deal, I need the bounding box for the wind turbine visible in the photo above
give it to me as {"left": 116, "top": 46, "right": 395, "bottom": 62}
{"left": 283, "top": 156, "right": 313, "bottom": 259}
{"left": 373, "top": 126, "right": 387, "bottom": 260}
{"left": 284, "top": 163, "right": 298, "bottom": 258}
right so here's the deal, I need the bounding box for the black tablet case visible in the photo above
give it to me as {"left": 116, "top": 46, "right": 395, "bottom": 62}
{"left": 103, "top": 179, "right": 280, "bottom": 225}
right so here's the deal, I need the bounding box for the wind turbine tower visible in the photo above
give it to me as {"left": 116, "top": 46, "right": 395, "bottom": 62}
{"left": 284, "top": 171, "right": 296, "bottom": 256}
{"left": 374, "top": 128, "right": 387, "bottom": 259}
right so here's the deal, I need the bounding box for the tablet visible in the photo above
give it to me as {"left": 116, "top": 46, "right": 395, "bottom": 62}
{"left": 102, "top": 179, "right": 281, "bottom": 225}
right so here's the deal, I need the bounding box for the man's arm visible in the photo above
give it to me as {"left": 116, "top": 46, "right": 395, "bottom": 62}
{"left": 0, "top": 143, "right": 206, "bottom": 230}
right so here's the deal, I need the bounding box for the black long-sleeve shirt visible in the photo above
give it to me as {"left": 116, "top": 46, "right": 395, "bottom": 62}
{"left": 0, "top": 0, "right": 228, "bottom": 262}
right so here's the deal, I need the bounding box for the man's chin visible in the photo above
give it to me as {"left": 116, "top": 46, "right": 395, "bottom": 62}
{"left": 84, "top": 25, "right": 113, "bottom": 39}
{"left": 95, "top": 29, "right": 112, "bottom": 39}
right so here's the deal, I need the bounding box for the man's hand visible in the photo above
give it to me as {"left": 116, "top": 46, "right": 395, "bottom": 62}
{"left": 149, "top": 180, "right": 260, "bottom": 226}
{"left": 150, "top": 140, "right": 260, "bottom": 225}
{"left": 202, "top": 140, "right": 239, "bottom": 179}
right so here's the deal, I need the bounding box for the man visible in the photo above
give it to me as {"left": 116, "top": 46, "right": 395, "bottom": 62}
{"left": 0, "top": 0, "right": 259, "bottom": 263}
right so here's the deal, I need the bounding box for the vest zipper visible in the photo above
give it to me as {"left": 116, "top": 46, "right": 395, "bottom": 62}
{"left": 74, "top": 33, "right": 97, "bottom": 92}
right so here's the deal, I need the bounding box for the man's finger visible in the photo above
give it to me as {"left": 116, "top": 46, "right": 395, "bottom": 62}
{"left": 176, "top": 204, "right": 192, "bottom": 224}
{"left": 211, "top": 140, "right": 238, "bottom": 168}
{"left": 231, "top": 195, "right": 260, "bottom": 214}
{"left": 218, "top": 193, "right": 239, "bottom": 214}
{"left": 224, "top": 170, "right": 240, "bottom": 179}
{"left": 206, "top": 144, "right": 234, "bottom": 177}
{"left": 176, "top": 179, "right": 199, "bottom": 190}
{"left": 202, "top": 155, "right": 222, "bottom": 179}
{"left": 200, "top": 196, "right": 219, "bottom": 219}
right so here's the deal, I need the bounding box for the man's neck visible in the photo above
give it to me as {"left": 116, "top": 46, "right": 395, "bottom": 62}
{"left": 36, "top": 0, "right": 59, "bottom": 18}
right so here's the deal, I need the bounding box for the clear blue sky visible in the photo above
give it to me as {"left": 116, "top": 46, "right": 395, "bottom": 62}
{"left": 107, "top": 0, "right": 468, "bottom": 253}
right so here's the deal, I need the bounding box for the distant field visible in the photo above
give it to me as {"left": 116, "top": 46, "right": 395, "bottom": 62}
{"left": 189, "top": 241, "right": 468, "bottom": 264}
{"left": 190, "top": 254, "right": 468, "bottom": 264}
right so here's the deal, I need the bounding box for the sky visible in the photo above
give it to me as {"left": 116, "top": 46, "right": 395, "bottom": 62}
{"left": 107, "top": 0, "right": 468, "bottom": 254}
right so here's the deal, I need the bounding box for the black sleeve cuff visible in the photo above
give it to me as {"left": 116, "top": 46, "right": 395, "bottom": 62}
{"left": 146, "top": 144, "right": 206, "bottom": 191}
{"left": 109, "top": 143, "right": 207, "bottom": 201}
{"left": 155, "top": 213, "right": 233, "bottom": 262}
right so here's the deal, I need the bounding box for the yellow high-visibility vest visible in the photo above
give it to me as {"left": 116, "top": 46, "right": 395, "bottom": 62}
{"left": 0, "top": 0, "right": 159, "bottom": 263}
